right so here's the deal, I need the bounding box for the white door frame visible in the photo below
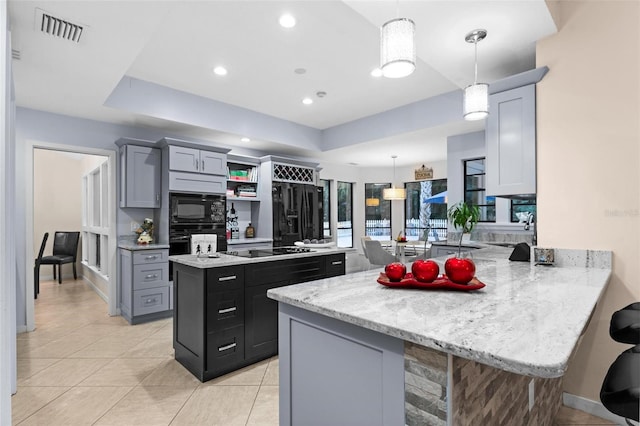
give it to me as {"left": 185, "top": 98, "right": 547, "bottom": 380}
{"left": 25, "top": 140, "right": 117, "bottom": 330}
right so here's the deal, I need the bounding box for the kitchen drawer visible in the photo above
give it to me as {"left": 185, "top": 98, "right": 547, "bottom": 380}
{"left": 207, "top": 289, "right": 244, "bottom": 332}
{"left": 133, "top": 286, "right": 169, "bottom": 316}
{"left": 207, "top": 266, "right": 244, "bottom": 293}
{"left": 133, "top": 263, "right": 169, "bottom": 291}
{"left": 133, "top": 250, "right": 168, "bottom": 265}
{"left": 288, "top": 256, "right": 326, "bottom": 284}
{"left": 169, "top": 171, "right": 226, "bottom": 194}
{"left": 207, "top": 325, "right": 245, "bottom": 372}
{"left": 325, "top": 253, "right": 346, "bottom": 277}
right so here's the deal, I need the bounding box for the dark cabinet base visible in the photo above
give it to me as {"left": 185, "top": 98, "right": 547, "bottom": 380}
{"left": 173, "top": 253, "right": 346, "bottom": 382}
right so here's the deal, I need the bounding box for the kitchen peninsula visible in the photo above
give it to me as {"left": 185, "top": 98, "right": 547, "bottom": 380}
{"left": 169, "top": 247, "right": 347, "bottom": 382}
{"left": 268, "top": 246, "right": 612, "bottom": 426}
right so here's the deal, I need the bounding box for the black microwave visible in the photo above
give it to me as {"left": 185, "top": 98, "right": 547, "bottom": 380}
{"left": 170, "top": 193, "right": 226, "bottom": 225}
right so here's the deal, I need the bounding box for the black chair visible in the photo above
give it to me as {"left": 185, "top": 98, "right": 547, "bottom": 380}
{"left": 39, "top": 231, "right": 80, "bottom": 285}
{"left": 33, "top": 232, "right": 49, "bottom": 299}
{"left": 600, "top": 303, "right": 640, "bottom": 424}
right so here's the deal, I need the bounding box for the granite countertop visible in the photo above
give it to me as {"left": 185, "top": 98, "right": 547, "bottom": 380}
{"left": 169, "top": 247, "right": 349, "bottom": 268}
{"left": 118, "top": 241, "right": 170, "bottom": 250}
{"left": 227, "top": 237, "right": 273, "bottom": 245}
{"left": 268, "top": 246, "right": 612, "bottom": 378}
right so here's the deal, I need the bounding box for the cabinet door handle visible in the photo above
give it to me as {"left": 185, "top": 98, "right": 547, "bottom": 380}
{"left": 145, "top": 274, "right": 158, "bottom": 280}
{"left": 201, "top": 159, "right": 205, "bottom": 171}
{"left": 218, "top": 275, "right": 237, "bottom": 282}
{"left": 144, "top": 297, "right": 157, "bottom": 306}
{"left": 194, "top": 157, "right": 198, "bottom": 170}
{"left": 156, "top": 193, "right": 160, "bottom": 202}
{"left": 145, "top": 255, "right": 158, "bottom": 260}
{"left": 331, "top": 261, "right": 343, "bottom": 265}
{"left": 218, "top": 342, "right": 237, "bottom": 352}
{"left": 218, "top": 307, "right": 237, "bottom": 314}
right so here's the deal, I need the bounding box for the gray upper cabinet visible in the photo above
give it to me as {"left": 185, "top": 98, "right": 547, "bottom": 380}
{"left": 486, "top": 84, "right": 536, "bottom": 197}
{"left": 119, "top": 144, "right": 161, "bottom": 208}
{"left": 169, "top": 145, "right": 226, "bottom": 176}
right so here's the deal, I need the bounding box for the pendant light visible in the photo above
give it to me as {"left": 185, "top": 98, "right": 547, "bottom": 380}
{"left": 380, "top": 1, "right": 415, "bottom": 79}
{"left": 463, "top": 29, "right": 489, "bottom": 121}
{"left": 383, "top": 156, "right": 406, "bottom": 200}
{"left": 366, "top": 185, "right": 380, "bottom": 207}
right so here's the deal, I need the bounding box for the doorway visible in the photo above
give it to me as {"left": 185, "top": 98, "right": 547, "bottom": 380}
{"left": 26, "top": 143, "right": 117, "bottom": 331}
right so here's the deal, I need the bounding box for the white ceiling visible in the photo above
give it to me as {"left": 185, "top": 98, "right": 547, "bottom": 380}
{"left": 8, "top": 1, "right": 557, "bottom": 167}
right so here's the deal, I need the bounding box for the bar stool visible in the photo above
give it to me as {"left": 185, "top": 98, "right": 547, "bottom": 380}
{"left": 600, "top": 303, "right": 640, "bottom": 425}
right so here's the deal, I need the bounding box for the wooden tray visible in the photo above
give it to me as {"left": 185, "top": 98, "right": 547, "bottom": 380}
{"left": 377, "top": 272, "right": 486, "bottom": 291}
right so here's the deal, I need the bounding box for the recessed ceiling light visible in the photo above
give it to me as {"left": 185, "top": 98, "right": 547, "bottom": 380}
{"left": 294, "top": 68, "right": 306, "bottom": 74}
{"left": 371, "top": 68, "right": 383, "bottom": 77}
{"left": 213, "top": 66, "right": 227, "bottom": 76}
{"left": 279, "top": 14, "right": 296, "bottom": 28}
{"left": 241, "top": 137, "right": 250, "bottom": 142}
{"left": 302, "top": 97, "right": 313, "bottom": 105}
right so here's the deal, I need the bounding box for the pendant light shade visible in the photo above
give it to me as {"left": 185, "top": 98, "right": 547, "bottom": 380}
{"left": 366, "top": 197, "right": 380, "bottom": 207}
{"left": 380, "top": 18, "right": 415, "bottom": 79}
{"left": 383, "top": 155, "right": 406, "bottom": 200}
{"left": 463, "top": 29, "right": 489, "bottom": 121}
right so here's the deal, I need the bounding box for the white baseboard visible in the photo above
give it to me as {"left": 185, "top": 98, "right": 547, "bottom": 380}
{"left": 80, "top": 274, "right": 108, "bottom": 304}
{"left": 563, "top": 392, "right": 629, "bottom": 424}
{"left": 16, "top": 325, "right": 27, "bottom": 334}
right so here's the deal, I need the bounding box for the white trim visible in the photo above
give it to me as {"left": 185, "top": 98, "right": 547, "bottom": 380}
{"left": 25, "top": 141, "right": 118, "bottom": 334}
{"left": 563, "top": 392, "right": 629, "bottom": 424}
{"left": 79, "top": 272, "right": 109, "bottom": 304}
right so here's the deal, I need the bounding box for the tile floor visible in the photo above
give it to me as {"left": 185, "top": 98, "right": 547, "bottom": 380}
{"left": 13, "top": 277, "right": 615, "bottom": 425}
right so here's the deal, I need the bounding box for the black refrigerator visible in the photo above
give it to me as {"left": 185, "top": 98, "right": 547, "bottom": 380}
{"left": 272, "top": 182, "right": 323, "bottom": 247}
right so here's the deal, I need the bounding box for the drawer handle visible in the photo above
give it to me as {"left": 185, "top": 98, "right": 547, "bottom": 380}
{"left": 218, "top": 307, "right": 237, "bottom": 314}
{"left": 331, "top": 261, "right": 343, "bottom": 265}
{"left": 145, "top": 274, "right": 159, "bottom": 280}
{"left": 145, "top": 255, "right": 158, "bottom": 260}
{"left": 218, "top": 275, "right": 237, "bottom": 282}
{"left": 218, "top": 342, "right": 237, "bottom": 352}
{"left": 144, "top": 297, "right": 158, "bottom": 306}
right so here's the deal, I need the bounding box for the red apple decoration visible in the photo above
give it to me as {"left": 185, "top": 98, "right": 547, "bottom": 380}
{"left": 444, "top": 257, "right": 476, "bottom": 284}
{"left": 411, "top": 259, "right": 440, "bottom": 283}
{"left": 384, "top": 262, "right": 407, "bottom": 282}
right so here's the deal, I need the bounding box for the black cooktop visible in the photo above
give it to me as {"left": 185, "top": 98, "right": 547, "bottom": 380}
{"left": 224, "top": 246, "right": 311, "bottom": 258}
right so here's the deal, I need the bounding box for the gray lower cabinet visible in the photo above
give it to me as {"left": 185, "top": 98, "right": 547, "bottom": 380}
{"left": 118, "top": 143, "right": 161, "bottom": 208}
{"left": 120, "top": 248, "right": 171, "bottom": 324}
{"left": 486, "top": 84, "right": 537, "bottom": 197}
{"left": 278, "top": 303, "right": 405, "bottom": 426}
{"left": 173, "top": 253, "right": 346, "bottom": 382}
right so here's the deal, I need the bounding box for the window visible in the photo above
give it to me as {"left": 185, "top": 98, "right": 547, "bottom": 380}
{"left": 82, "top": 159, "right": 109, "bottom": 278}
{"left": 320, "top": 179, "right": 331, "bottom": 237}
{"left": 336, "top": 181, "right": 353, "bottom": 248}
{"left": 464, "top": 158, "right": 495, "bottom": 222}
{"left": 365, "top": 183, "right": 391, "bottom": 240}
{"left": 404, "top": 179, "right": 448, "bottom": 241}
{"left": 511, "top": 199, "right": 536, "bottom": 222}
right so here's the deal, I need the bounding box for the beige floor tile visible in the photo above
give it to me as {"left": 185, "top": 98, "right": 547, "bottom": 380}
{"left": 247, "top": 386, "right": 279, "bottom": 426}
{"left": 149, "top": 323, "right": 173, "bottom": 339}
{"left": 17, "top": 386, "right": 132, "bottom": 426}
{"left": 79, "top": 358, "right": 165, "bottom": 386}
{"left": 141, "top": 359, "right": 202, "bottom": 388}
{"left": 11, "top": 386, "right": 69, "bottom": 425}
{"left": 16, "top": 358, "right": 60, "bottom": 382}
{"left": 24, "top": 334, "right": 100, "bottom": 359}
{"left": 262, "top": 357, "right": 279, "bottom": 386}
{"left": 16, "top": 339, "right": 54, "bottom": 359}
{"left": 68, "top": 336, "right": 139, "bottom": 358}
{"left": 171, "top": 385, "right": 259, "bottom": 426}
{"left": 121, "top": 337, "right": 174, "bottom": 358}
{"left": 19, "top": 358, "right": 112, "bottom": 387}
{"left": 94, "top": 386, "right": 195, "bottom": 426}
{"left": 554, "top": 406, "right": 616, "bottom": 425}
{"left": 205, "top": 358, "right": 269, "bottom": 386}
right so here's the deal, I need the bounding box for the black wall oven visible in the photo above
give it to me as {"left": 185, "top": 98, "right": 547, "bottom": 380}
{"left": 169, "top": 192, "right": 227, "bottom": 279}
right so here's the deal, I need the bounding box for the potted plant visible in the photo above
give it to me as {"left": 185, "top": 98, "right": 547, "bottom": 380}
{"left": 445, "top": 201, "right": 480, "bottom": 284}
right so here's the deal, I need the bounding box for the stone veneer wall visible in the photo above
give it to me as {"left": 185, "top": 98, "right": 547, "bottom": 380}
{"left": 405, "top": 342, "right": 563, "bottom": 426}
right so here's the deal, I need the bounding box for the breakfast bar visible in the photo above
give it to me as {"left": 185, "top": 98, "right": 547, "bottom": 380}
{"left": 268, "top": 246, "right": 612, "bottom": 426}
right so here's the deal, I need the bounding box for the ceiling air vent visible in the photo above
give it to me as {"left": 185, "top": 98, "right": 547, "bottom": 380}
{"left": 36, "top": 8, "right": 84, "bottom": 43}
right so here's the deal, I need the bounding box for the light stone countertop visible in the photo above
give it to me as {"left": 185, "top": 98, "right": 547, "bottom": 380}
{"left": 169, "top": 247, "right": 350, "bottom": 268}
{"left": 267, "top": 245, "right": 612, "bottom": 378}
{"left": 118, "top": 242, "right": 170, "bottom": 251}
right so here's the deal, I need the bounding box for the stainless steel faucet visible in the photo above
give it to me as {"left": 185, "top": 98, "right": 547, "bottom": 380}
{"left": 524, "top": 212, "right": 537, "bottom": 246}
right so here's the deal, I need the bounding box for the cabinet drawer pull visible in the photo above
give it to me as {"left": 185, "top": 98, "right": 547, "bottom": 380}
{"left": 218, "top": 342, "right": 237, "bottom": 352}
{"left": 201, "top": 159, "right": 205, "bottom": 170}
{"left": 331, "top": 261, "right": 343, "bottom": 265}
{"left": 218, "top": 307, "right": 237, "bottom": 314}
{"left": 218, "top": 275, "right": 237, "bottom": 282}
{"left": 145, "top": 274, "right": 159, "bottom": 280}
{"left": 145, "top": 255, "right": 158, "bottom": 260}
{"left": 144, "top": 297, "right": 158, "bottom": 306}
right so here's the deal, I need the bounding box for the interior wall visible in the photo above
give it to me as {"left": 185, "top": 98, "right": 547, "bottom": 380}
{"left": 536, "top": 0, "right": 639, "bottom": 402}
{"left": 33, "top": 149, "right": 83, "bottom": 278}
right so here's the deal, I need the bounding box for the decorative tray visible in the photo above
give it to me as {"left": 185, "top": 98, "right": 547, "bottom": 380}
{"left": 377, "top": 272, "right": 485, "bottom": 291}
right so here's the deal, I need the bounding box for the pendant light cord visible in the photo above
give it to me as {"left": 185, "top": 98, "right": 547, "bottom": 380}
{"left": 473, "top": 38, "right": 478, "bottom": 85}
